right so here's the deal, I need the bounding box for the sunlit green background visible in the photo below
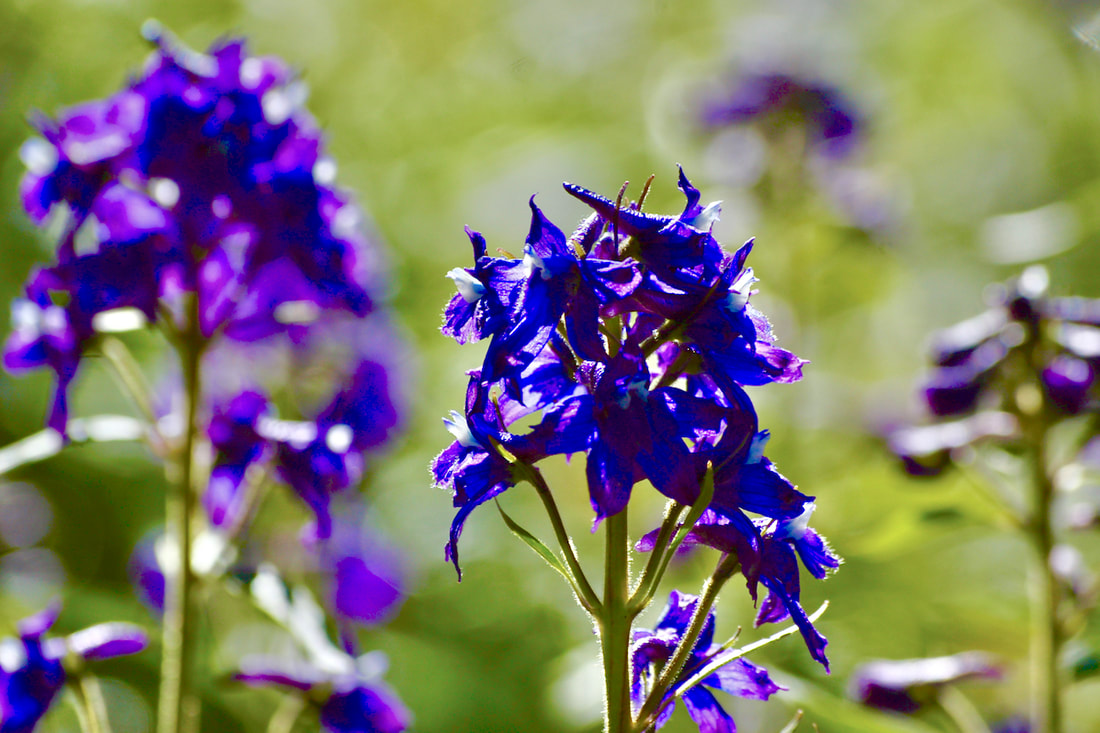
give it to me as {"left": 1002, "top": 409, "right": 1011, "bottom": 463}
{"left": 3, "top": 0, "right": 1100, "bottom": 731}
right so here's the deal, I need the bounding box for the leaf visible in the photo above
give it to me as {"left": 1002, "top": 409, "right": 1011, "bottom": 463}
{"left": 495, "top": 500, "right": 571, "bottom": 582}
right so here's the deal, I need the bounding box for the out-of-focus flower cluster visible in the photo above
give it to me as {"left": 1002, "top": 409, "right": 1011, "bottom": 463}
{"left": 5, "top": 22, "right": 384, "bottom": 435}
{"left": 432, "top": 169, "right": 837, "bottom": 667}
{"left": 890, "top": 266, "right": 1100, "bottom": 476}
{"left": 3, "top": 25, "right": 406, "bottom": 536}
{"left": 701, "top": 71, "right": 861, "bottom": 160}
{"left": 2, "top": 26, "right": 410, "bottom": 730}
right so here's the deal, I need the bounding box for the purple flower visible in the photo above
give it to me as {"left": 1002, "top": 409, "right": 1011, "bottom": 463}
{"left": 303, "top": 499, "right": 407, "bottom": 629}
{"left": 701, "top": 71, "right": 861, "bottom": 159}
{"left": 647, "top": 502, "right": 839, "bottom": 671}
{"left": 892, "top": 266, "right": 1100, "bottom": 470}
{"left": 7, "top": 26, "right": 385, "bottom": 432}
{"left": 238, "top": 657, "right": 410, "bottom": 733}
{"left": 850, "top": 652, "right": 1001, "bottom": 714}
{"left": 436, "top": 171, "right": 810, "bottom": 577}
{"left": 632, "top": 590, "right": 782, "bottom": 732}
{"left": 0, "top": 604, "right": 147, "bottom": 732}
{"left": 240, "top": 573, "right": 410, "bottom": 733}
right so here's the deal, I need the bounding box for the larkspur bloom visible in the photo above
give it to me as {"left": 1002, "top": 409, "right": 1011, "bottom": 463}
{"left": 434, "top": 170, "right": 811, "bottom": 576}
{"left": 701, "top": 71, "right": 861, "bottom": 159}
{"left": 5, "top": 24, "right": 385, "bottom": 436}
{"left": 890, "top": 266, "right": 1100, "bottom": 475}
{"left": 641, "top": 501, "right": 839, "bottom": 670}
{"left": 240, "top": 569, "right": 410, "bottom": 733}
{"left": 203, "top": 343, "right": 401, "bottom": 538}
{"left": 850, "top": 652, "right": 1001, "bottom": 714}
{"left": 0, "top": 604, "right": 147, "bottom": 732}
{"left": 631, "top": 590, "right": 782, "bottom": 732}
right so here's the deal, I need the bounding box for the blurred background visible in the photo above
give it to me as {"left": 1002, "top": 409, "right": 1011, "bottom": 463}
{"left": 3, "top": 0, "right": 1100, "bottom": 730}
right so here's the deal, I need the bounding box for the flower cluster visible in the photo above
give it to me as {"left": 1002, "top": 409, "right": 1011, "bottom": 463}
{"left": 432, "top": 169, "right": 835, "bottom": 664}
{"left": 3, "top": 26, "right": 410, "bottom": 730}
{"left": 631, "top": 590, "right": 782, "bottom": 732}
{"left": 890, "top": 266, "right": 1100, "bottom": 475}
{"left": 5, "top": 23, "right": 381, "bottom": 436}
{"left": 0, "top": 604, "right": 146, "bottom": 732}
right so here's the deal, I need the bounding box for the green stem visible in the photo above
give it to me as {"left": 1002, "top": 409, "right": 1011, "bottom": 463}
{"left": 1029, "top": 445, "right": 1061, "bottom": 733}
{"left": 633, "top": 555, "right": 739, "bottom": 733}
{"left": 157, "top": 295, "right": 204, "bottom": 733}
{"left": 937, "top": 686, "right": 993, "bottom": 733}
{"left": 600, "top": 507, "right": 634, "bottom": 733}
{"left": 266, "top": 693, "right": 307, "bottom": 733}
{"left": 629, "top": 501, "right": 684, "bottom": 612}
{"left": 70, "top": 672, "right": 112, "bottom": 733}
{"left": 99, "top": 336, "right": 159, "bottom": 428}
{"left": 1018, "top": 323, "right": 1062, "bottom": 733}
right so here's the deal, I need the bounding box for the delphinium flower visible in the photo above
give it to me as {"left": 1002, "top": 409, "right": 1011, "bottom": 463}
{"left": 237, "top": 568, "right": 410, "bottom": 733}
{"left": 701, "top": 71, "right": 860, "bottom": 160}
{"left": 5, "top": 24, "right": 409, "bottom": 733}
{"left": 631, "top": 590, "right": 782, "bottom": 732}
{"left": 434, "top": 169, "right": 835, "bottom": 733}
{"left": 890, "top": 266, "right": 1099, "bottom": 475}
{"left": 888, "top": 266, "right": 1100, "bottom": 733}
{"left": 850, "top": 652, "right": 1001, "bottom": 714}
{"left": 0, "top": 603, "right": 147, "bottom": 732}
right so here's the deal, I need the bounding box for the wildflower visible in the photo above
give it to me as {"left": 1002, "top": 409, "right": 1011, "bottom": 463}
{"left": 632, "top": 590, "right": 782, "bottom": 732}
{"left": 240, "top": 570, "right": 410, "bottom": 732}
{"left": 6, "top": 26, "right": 382, "bottom": 432}
{"left": 701, "top": 71, "right": 861, "bottom": 159}
{"left": 0, "top": 604, "right": 147, "bottom": 732}
{"left": 435, "top": 170, "right": 808, "bottom": 574}
{"left": 850, "top": 652, "right": 1001, "bottom": 714}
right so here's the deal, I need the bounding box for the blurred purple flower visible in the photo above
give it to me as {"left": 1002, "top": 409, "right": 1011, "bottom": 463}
{"left": 6, "top": 25, "right": 384, "bottom": 433}
{"left": 850, "top": 652, "right": 1001, "bottom": 714}
{"left": 701, "top": 71, "right": 861, "bottom": 159}
{"left": 0, "top": 603, "right": 147, "bottom": 732}
{"left": 632, "top": 590, "right": 782, "bottom": 732}
{"left": 303, "top": 499, "right": 407, "bottom": 629}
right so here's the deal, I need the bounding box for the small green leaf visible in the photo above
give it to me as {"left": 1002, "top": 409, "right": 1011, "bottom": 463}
{"left": 495, "top": 500, "right": 571, "bottom": 581}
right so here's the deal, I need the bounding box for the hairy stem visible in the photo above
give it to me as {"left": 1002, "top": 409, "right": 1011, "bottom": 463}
{"left": 633, "top": 554, "right": 739, "bottom": 733}
{"left": 600, "top": 507, "right": 634, "bottom": 733}
{"left": 157, "top": 295, "right": 204, "bottom": 733}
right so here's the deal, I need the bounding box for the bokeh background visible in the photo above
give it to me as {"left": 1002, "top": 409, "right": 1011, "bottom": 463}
{"left": 3, "top": 0, "right": 1100, "bottom": 731}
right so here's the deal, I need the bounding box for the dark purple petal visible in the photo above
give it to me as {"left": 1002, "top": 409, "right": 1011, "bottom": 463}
{"left": 850, "top": 653, "right": 1001, "bottom": 714}
{"left": 321, "top": 683, "right": 411, "bottom": 733}
{"left": 1042, "top": 355, "right": 1094, "bottom": 414}
{"left": 681, "top": 686, "right": 736, "bottom": 733}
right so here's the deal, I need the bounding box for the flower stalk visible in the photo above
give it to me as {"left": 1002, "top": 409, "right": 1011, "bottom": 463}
{"left": 600, "top": 507, "right": 634, "bottom": 733}
{"left": 158, "top": 294, "right": 204, "bottom": 733}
